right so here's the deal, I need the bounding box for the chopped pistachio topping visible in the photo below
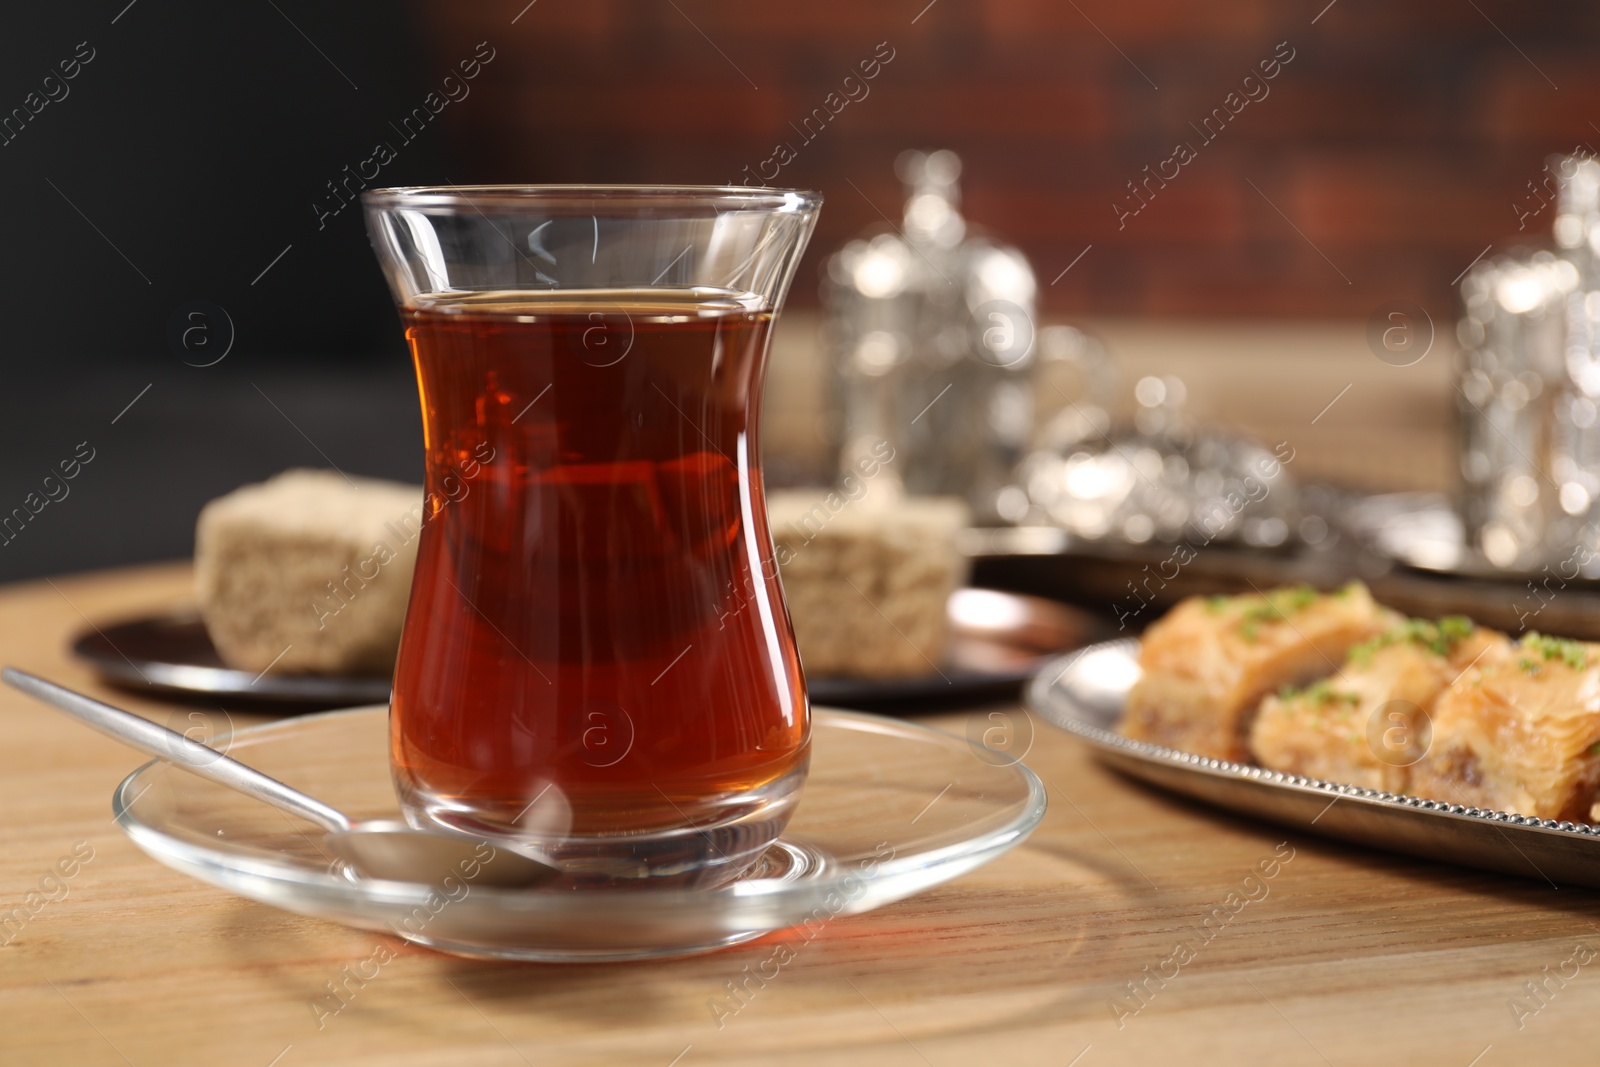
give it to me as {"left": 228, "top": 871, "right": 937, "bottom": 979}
{"left": 1206, "top": 584, "right": 1354, "bottom": 638}
{"left": 1349, "top": 615, "right": 1476, "bottom": 667}
{"left": 1234, "top": 585, "right": 1323, "bottom": 641}
{"left": 1280, "top": 680, "right": 1361, "bottom": 707}
{"left": 1519, "top": 632, "right": 1591, "bottom": 671}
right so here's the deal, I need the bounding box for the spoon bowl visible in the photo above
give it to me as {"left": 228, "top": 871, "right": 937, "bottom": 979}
{"left": 325, "top": 818, "right": 553, "bottom": 888}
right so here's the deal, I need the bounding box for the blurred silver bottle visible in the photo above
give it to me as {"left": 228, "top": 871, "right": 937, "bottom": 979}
{"left": 822, "top": 150, "right": 1036, "bottom": 521}
{"left": 1457, "top": 153, "right": 1599, "bottom": 572}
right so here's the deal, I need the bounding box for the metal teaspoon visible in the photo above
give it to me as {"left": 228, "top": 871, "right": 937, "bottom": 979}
{"left": 2, "top": 667, "right": 558, "bottom": 889}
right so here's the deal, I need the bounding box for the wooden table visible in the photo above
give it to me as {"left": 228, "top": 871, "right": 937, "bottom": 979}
{"left": 4, "top": 564, "right": 1599, "bottom": 1066}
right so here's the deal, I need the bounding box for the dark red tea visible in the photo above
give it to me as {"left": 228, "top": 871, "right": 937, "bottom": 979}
{"left": 390, "top": 289, "right": 809, "bottom": 841}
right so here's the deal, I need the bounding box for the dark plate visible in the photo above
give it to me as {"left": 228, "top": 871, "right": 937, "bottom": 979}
{"left": 1029, "top": 638, "right": 1600, "bottom": 890}
{"left": 965, "top": 510, "right": 1600, "bottom": 641}
{"left": 72, "top": 588, "right": 1102, "bottom": 712}
{"left": 807, "top": 588, "right": 1107, "bottom": 709}
{"left": 71, "top": 614, "right": 392, "bottom": 706}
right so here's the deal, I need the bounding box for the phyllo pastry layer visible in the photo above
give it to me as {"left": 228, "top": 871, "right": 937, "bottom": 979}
{"left": 1121, "top": 583, "right": 1398, "bottom": 762}
{"left": 1409, "top": 633, "right": 1600, "bottom": 822}
{"left": 1249, "top": 618, "right": 1507, "bottom": 792}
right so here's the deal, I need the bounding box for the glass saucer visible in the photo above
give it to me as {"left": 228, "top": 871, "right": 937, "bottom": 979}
{"left": 112, "top": 706, "right": 1045, "bottom": 961}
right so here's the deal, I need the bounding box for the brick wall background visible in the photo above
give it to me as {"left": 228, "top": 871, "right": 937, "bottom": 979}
{"left": 412, "top": 0, "right": 1600, "bottom": 320}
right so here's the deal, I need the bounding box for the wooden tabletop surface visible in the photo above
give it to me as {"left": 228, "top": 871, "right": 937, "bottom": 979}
{"left": 4, "top": 563, "right": 1599, "bottom": 1067}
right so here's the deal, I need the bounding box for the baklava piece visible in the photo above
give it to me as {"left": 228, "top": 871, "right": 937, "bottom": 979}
{"left": 1121, "top": 583, "right": 1398, "bottom": 762}
{"left": 1249, "top": 617, "right": 1508, "bottom": 792}
{"left": 1409, "top": 633, "right": 1600, "bottom": 822}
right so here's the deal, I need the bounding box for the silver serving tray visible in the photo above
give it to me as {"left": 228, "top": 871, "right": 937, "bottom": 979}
{"left": 1028, "top": 638, "right": 1600, "bottom": 889}
{"left": 1347, "top": 490, "right": 1600, "bottom": 584}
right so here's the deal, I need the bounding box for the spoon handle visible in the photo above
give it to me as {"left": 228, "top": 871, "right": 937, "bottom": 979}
{"left": 3, "top": 667, "right": 351, "bottom": 834}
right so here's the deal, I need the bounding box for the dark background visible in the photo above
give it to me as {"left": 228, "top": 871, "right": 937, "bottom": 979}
{"left": 1, "top": 0, "right": 1596, "bottom": 582}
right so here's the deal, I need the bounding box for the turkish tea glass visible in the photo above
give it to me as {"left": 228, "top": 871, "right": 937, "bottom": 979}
{"left": 363, "top": 186, "right": 822, "bottom": 887}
